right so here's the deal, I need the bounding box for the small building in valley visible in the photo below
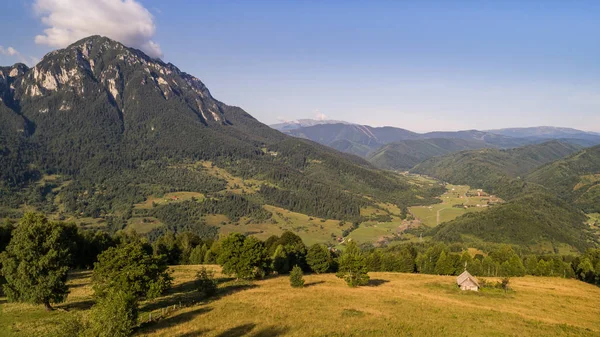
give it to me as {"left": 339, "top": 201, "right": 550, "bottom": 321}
{"left": 456, "top": 270, "right": 479, "bottom": 291}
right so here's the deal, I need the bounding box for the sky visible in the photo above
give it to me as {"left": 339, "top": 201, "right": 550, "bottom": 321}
{"left": 1, "top": 0, "right": 599, "bottom": 132}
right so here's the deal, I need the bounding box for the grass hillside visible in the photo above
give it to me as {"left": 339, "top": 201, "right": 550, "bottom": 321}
{"left": 527, "top": 145, "right": 600, "bottom": 213}
{"left": 430, "top": 193, "right": 596, "bottom": 253}
{"left": 411, "top": 141, "right": 581, "bottom": 200}
{"left": 2, "top": 265, "right": 600, "bottom": 337}
{"left": 368, "top": 138, "right": 494, "bottom": 170}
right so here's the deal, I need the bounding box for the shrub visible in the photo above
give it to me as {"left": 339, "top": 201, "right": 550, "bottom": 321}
{"left": 195, "top": 267, "right": 218, "bottom": 298}
{"left": 290, "top": 265, "right": 305, "bottom": 288}
{"left": 86, "top": 290, "right": 138, "bottom": 337}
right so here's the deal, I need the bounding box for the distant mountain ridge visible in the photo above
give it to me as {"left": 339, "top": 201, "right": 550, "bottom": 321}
{"left": 270, "top": 118, "right": 353, "bottom": 131}
{"left": 271, "top": 121, "right": 600, "bottom": 169}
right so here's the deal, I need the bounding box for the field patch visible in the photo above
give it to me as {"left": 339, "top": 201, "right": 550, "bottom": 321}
{"left": 409, "top": 184, "right": 503, "bottom": 227}
{"left": 134, "top": 192, "right": 205, "bottom": 210}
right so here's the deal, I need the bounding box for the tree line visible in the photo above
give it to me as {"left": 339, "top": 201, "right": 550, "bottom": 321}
{"left": 1, "top": 213, "right": 600, "bottom": 336}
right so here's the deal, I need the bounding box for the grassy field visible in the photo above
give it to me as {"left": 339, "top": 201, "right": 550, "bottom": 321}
{"left": 409, "top": 184, "right": 503, "bottom": 227}
{"left": 220, "top": 205, "right": 353, "bottom": 246}
{"left": 2, "top": 265, "right": 599, "bottom": 337}
{"left": 133, "top": 192, "right": 205, "bottom": 210}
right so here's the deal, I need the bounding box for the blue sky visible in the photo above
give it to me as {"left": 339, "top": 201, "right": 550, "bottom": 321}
{"left": 1, "top": 1, "right": 599, "bottom": 132}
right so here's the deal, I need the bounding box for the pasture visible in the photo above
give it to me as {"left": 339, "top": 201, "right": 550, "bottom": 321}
{"left": 409, "top": 184, "right": 502, "bottom": 227}
{"left": 1, "top": 265, "right": 599, "bottom": 337}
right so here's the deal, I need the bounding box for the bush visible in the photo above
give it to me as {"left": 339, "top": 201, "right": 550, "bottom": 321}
{"left": 290, "top": 265, "right": 305, "bottom": 288}
{"left": 195, "top": 267, "right": 218, "bottom": 298}
{"left": 86, "top": 290, "right": 138, "bottom": 337}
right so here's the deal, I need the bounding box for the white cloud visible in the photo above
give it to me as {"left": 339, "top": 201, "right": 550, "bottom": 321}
{"left": 314, "top": 109, "right": 328, "bottom": 121}
{"left": 0, "top": 46, "right": 37, "bottom": 66}
{"left": 33, "top": 0, "right": 162, "bottom": 58}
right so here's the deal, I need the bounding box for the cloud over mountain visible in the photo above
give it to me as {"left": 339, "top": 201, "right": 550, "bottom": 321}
{"left": 33, "top": 0, "right": 162, "bottom": 58}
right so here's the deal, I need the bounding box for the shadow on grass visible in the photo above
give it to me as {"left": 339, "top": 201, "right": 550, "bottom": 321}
{"left": 67, "top": 270, "right": 92, "bottom": 281}
{"left": 368, "top": 279, "right": 390, "bottom": 287}
{"left": 177, "top": 331, "right": 211, "bottom": 337}
{"left": 252, "top": 326, "right": 290, "bottom": 337}
{"left": 141, "top": 279, "right": 258, "bottom": 312}
{"left": 304, "top": 281, "right": 326, "bottom": 288}
{"left": 137, "top": 307, "right": 212, "bottom": 335}
{"left": 215, "top": 324, "right": 290, "bottom": 337}
{"left": 215, "top": 323, "right": 256, "bottom": 337}
{"left": 60, "top": 299, "right": 95, "bottom": 311}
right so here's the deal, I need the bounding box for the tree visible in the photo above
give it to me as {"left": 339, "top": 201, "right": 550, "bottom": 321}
{"left": 306, "top": 244, "right": 330, "bottom": 274}
{"left": 0, "top": 213, "right": 73, "bottom": 310}
{"left": 195, "top": 267, "right": 218, "bottom": 298}
{"left": 189, "top": 244, "right": 208, "bottom": 265}
{"left": 336, "top": 241, "right": 369, "bottom": 287}
{"left": 434, "top": 251, "right": 455, "bottom": 275}
{"left": 577, "top": 257, "right": 595, "bottom": 283}
{"left": 366, "top": 250, "right": 383, "bottom": 272}
{"left": 271, "top": 244, "right": 290, "bottom": 274}
{"left": 87, "top": 289, "right": 138, "bottom": 337}
{"left": 217, "top": 233, "right": 268, "bottom": 280}
{"left": 92, "top": 241, "right": 172, "bottom": 301}
{"left": 290, "top": 265, "right": 305, "bottom": 288}
{"left": 153, "top": 232, "right": 181, "bottom": 265}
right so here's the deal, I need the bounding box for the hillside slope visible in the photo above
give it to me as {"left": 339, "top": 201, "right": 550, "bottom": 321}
{"left": 411, "top": 141, "right": 581, "bottom": 200}
{"left": 368, "top": 138, "right": 494, "bottom": 170}
{"left": 0, "top": 36, "right": 442, "bottom": 234}
{"left": 430, "top": 193, "right": 596, "bottom": 252}
{"left": 527, "top": 145, "right": 600, "bottom": 213}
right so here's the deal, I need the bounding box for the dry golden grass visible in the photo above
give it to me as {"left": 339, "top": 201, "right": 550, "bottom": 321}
{"left": 2, "top": 266, "right": 600, "bottom": 337}
{"left": 137, "top": 266, "right": 600, "bottom": 337}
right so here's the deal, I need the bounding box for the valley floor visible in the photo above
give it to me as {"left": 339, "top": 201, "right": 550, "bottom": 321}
{"left": 2, "top": 266, "right": 600, "bottom": 337}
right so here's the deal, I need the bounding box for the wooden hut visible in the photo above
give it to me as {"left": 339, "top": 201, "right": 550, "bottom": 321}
{"left": 456, "top": 270, "right": 479, "bottom": 291}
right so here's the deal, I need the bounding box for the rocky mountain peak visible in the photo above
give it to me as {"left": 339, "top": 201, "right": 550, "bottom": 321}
{"left": 2, "top": 35, "right": 228, "bottom": 125}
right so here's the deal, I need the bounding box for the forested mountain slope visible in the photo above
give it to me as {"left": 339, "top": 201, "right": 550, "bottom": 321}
{"left": 430, "top": 193, "right": 597, "bottom": 253}
{"left": 368, "top": 138, "right": 494, "bottom": 170}
{"left": 0, "top": 36, "right": 442, "bottom": 235}
{"left": 527, "top": 145, "right": 600, "bottom": 213}
{"left": 411, "top": 141, "right": 581, "bottom": 200}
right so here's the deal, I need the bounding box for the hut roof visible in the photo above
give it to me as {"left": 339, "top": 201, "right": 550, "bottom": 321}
{"left": 457, "top": 270, "right": 479, "bottom": 287}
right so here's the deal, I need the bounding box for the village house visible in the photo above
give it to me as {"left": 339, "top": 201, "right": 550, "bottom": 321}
{"left": 456, "top": 270, "right": 479, "bottom": 291}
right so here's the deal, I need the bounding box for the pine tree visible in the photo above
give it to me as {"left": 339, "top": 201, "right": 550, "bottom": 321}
{"left": 0, "top": 213, "right": 73, "bottom": 310}
{"left": 336, "top": 241, "right": 369, "bottom": 287}
{"left": 306, "top": 244, "right": 330, "bottom": 274}
{"left": 290, "top": 265, "right": 305, "bottom": 288}
{"left": 434, "top": 251, "right": 454, "bottom": 275}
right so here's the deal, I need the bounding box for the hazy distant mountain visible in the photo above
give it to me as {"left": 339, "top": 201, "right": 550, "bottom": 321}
{"left": 488, "top": 126, "right": 600, "bottom": 140}
{"left": 270, "top": 119, "right": 352, "bottom": 131}
{"left": 279, "top": 123, "right": 531, "bottom": 158}
{"left": 283, "top": 123, "right": 420, "bottom": 157}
